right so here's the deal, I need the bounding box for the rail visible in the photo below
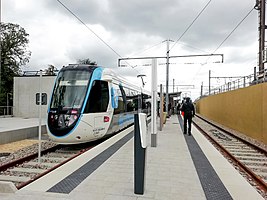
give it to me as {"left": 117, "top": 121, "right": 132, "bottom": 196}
{"left": 193, "top": 115, "right": 267, "bottom": 195}
{"left": 203, "top": 68, "right": 267, "bottom": 97}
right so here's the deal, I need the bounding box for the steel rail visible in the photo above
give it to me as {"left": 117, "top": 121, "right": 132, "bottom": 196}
{"left": 16, "top": 145, "right": 94, "bottom": 190}
{"left": 0, "top": 144, "right": 95, "bottom": 190}
{"left": 195, "top": 114, "right": 267, "bottom": 156}
{"left": 0, "top": 122, "right": 144, "bottom": 190}
{"left": 0, "top": 145, "right": 61, "bottom": 171}
{"left": 193, "top": 115, "right": 267, "bottom": 193}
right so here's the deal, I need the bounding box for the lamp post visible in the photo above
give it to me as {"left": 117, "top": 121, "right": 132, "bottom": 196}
{"left": 38, "top": 70, "right": 42, "bottom": 164}
{"left": 6, "top": 93, "right": 12, "bottom": 115}
{"left": 137, "top": 74, "right": 146, "bottom": 87}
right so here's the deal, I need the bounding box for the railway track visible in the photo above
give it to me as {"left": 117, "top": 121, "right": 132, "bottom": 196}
{"left": 193, "top": 114, "right": 267, "bottom": 196}
{"left": 0, "top": 143, "right": 95, "bottom": 189}
{"left": 0, "top": 118, "right": 141, "bottom": 189}
{"left": 0, "top": 122, "right": 136, "bottom": 190}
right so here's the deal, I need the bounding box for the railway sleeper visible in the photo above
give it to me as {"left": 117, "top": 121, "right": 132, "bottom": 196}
{"left": 221, "top": 143, "right": 247, "bottom": 146}
{"left": 228, "top": 149, "right": 258, "bottom": 153}
{"left": 33, "top": 157, "right": 66, "bottom": 163}
{"left": 24, "top": 161, "right": 58, "bottom": 168}
{"left": 9, "top": 167, "right": 46, "bottom": 174}
{"left": 233, "top": 152, "right": 266, "bottom": 157}
{"left": 223, "top": 146, "right": 253, "bottom": 150}
{"left": 256, "top": 171, "right": 267, "bottom": 178}
{"left": 219, "top": 141, "right": 243, "bottom": 145}
{"left": 56, "top": 149, "right": 81, "bottom": 154}
{"left": 250, "top": 165, "right": 267, "bottom": 172}
{"left": 0, "top": 175, "right": 30, "bottom": 183}
{"left": 47, "top": 152, "right": 76, "bottom": 158}
{"left": 242, "top": 160, "right": 267, "bottom": 166}
{"left": 235, "top": 155, "right": 267, "bottom": 161}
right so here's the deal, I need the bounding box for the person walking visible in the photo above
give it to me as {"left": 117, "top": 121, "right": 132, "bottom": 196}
{"left": 181, "top": 97, "right": 195, "bottom": 135}
{"left": 177, "top": 102, "right": 181, "bottom": 115}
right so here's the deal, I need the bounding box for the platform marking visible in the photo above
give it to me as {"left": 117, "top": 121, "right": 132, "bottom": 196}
{"left": 178, "top": 115, "right": 233, "bottom": 200}
{"left": 47, "top": 131, "right": 133, "bottom": 194}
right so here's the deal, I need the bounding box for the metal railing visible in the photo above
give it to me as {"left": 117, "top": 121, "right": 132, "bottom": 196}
{"left": 204, "top": 68, "right": 267, "bottom": 97}
{"left": 0, "top": 106, "right": 14, "bottom": 117}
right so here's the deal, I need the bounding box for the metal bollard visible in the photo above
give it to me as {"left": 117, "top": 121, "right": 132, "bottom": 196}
{"left": 134, "top": 113, "right": 147, "bottom": 195}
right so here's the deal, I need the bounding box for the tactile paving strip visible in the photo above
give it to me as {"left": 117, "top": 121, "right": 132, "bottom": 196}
{"left": 178, "top": 115, "right": 233, "bottom": 200}
{"left": 47, "top": 131, "right": 133, "bottom": 194}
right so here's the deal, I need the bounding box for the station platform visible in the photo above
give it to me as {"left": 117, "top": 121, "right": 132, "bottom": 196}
{"left": 0, "top": 116, "right": 264, "bottom": 199}
{"left": 0, "top": 117, "right": 46, "bottom": 144}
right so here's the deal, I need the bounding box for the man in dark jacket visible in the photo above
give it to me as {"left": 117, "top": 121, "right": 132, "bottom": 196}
{"left": 181, "top": 97, "right": 195, "bottom": 135}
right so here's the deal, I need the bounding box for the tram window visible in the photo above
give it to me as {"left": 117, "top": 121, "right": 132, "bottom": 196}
{"left": 124, "top": 88, "right": 136, "bottom": 112}
{"left": 84, "top": 80, "right": 109, "bottom": 113}
{"left": 114, "top": 84, "right": 127, "bottom": 114}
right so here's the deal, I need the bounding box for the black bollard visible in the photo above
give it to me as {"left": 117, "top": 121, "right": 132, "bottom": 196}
{"left": 134, "top": 113, "right": 147, "bottom": 195}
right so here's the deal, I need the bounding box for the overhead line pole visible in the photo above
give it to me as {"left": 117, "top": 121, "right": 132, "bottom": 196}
{"left": 165, "top": 39, "right": 172, "bottom": 117}
{"left": 260, "top": 0, "right": 265, "bottom": 73}
{"left": 209, "top": 70, "right": 211, "bottom": 95}
{"left": 255, "top": 0, "right": 265, "bottom": 74}
{"left": 0, "top": 0, "right": 2, "bottom": 94}
{"left": 173, "top": 79, "right": 175, "bottom": 93}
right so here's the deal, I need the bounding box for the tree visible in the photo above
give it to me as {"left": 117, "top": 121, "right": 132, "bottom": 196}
{"left": 44, "top": 65, "right": 58, "bottom": 75}
{"left": 0, "top": 22, "right": 31, "bottom": 110}
{"left": 77, "top": 58, "right": 97, "bottom": 65}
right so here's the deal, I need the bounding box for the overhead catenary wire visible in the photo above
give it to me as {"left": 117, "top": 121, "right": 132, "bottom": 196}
{"left": 190, "top": 6, "right": 255, "bottom": 85}
{"left": 179, "top": 42, "right": 210, "bottom": 54}
{"left": 56, "top": 0, "right": 122, "bottom": 58}
{"left": 129, "top": 41, "right": 165, "bottom": 57}
{"left": 169, "top": 0, "right": 212, "bottom": 52}
{"left": 204, "top": 6, "right": 255, "bottom": 63}
{"left": 56, "top": 0, "right": 142, "bottom": 74}
{"left": 211, "top": 7, "right": 255, "bottom": 54}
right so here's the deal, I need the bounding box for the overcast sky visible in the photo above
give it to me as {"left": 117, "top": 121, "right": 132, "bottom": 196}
{"left": 1, "top": 0, "right": 259, "bottom": 100}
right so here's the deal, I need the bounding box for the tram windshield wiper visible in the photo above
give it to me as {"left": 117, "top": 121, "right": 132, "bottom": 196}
{"left": 71, "top": 95, "right": 78, "bottom": 111}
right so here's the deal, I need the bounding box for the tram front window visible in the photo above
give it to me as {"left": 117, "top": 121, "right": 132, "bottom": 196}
{"left": 50, "top": 70, "right": 91, "bottom": 111}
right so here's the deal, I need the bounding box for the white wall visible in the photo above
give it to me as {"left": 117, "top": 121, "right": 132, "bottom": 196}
{"left": 13, "top": 76, "right": 56, "bottom": 118}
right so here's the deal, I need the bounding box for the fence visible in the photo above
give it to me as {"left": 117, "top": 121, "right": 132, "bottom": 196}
{"left": 0, "top": 106, "right": 14, "bottom": 117}
{"left": 204, "top": 68, "right": 267, "bottom": 96}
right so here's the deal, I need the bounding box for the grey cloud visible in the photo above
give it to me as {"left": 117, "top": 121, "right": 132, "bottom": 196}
{"left": 49, "top": 0, "right": 257, "bottom": 51}
{"left": 3, "top": 0, "right": 259, "bottom": 99}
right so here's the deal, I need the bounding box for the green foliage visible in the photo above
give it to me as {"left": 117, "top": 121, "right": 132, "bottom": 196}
{"left": 44, "top": 65, "right": 58, "bottom": 75}
{"left": 77, "top": 58, "right": 97, "bottom": 65}
{"left": 0, "top": 22, "right": 31, "bottom": 107}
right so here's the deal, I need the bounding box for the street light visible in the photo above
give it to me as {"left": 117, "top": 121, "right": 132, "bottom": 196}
{"left": 7, "top": 93, "right": 12, "bottom": 116}
{"left": 137, "top": 74, "right": 146, "bottom": 87}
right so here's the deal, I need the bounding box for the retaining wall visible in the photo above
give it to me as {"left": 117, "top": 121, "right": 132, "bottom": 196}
{"left": 196, "top": 82, "right": 267, "bottom": 145}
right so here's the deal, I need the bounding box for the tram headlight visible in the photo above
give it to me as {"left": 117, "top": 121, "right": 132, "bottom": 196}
{"left": 67, "top": 114, "right": 78, "bottom": 126}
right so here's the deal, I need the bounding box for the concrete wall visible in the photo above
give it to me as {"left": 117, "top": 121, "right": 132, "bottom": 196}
{"left": 13, "top": 76, "right": 56, "bottom": 118}
{"left": 196, "top": 82, "right": 267, "bottom": 145}
{"left": 0, "top": 125, "right": 47, "bottom": 144}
